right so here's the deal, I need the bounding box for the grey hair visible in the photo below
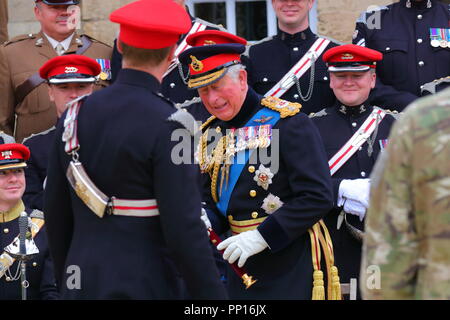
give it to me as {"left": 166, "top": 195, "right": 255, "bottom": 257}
{"left": 226, "top": 64, "right": 246, "bottom": 82}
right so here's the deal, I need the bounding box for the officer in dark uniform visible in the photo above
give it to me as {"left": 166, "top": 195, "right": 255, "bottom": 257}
{"left": 310, "top": 44, "right": 398, "bottom": 299}
{"left": 22, "top": 55, "right": 100, "bottom": 211}
{"left": 180, "top": 30, "right": 334, "bottom": 299}
{"left": 353, "top": 0, "right": 450, "bottom": 111}
{"left": 110, "top": 0, "right": 226, "bottom": 112}
{"left": 243, "top": 0, "right": 340, "bottom": 115}
{"left": 43, "top": 0, "right": 227, "bottom": 300}
{"left": 0, "top": 143, "right": 58, "bottom": 300}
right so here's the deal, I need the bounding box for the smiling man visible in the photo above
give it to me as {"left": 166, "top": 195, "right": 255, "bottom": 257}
{"left": 309, "top": 44, "right": 399, "bottom": 299}
{"left": 243, "top": 0, "right": 339, "bottom": 115}
{"left": 180, "top": 30, "right": 334, "bottom": 299}
{"left": 0, "top": 0, "right": 111, "bottom": 143}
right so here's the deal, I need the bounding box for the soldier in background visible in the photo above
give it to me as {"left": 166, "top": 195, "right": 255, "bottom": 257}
{"left": 0, "top": 0, "right": 111, "bottom": 143}
{"left": 353, "top": 0, "right": 450, "bottom": 111}
{"left": 0, "top": 0, "right": 8, "bottom": 44}
{"left": 361, "top": 87, "right": 450, "bottom": 299}
{"left": 243, "top": 0, "right": 339, "bottom": 115}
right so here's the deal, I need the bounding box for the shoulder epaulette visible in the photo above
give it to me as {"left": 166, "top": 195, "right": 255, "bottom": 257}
{"left": 22, "top": 126, "right": 56, "bottom": 144}
{"left": 194, "top": 18, "right": 227, "bottom": 32}
{"left": 261, "top": 96, "right": 301, "bottom": 118}
{"left": 0, "top": 131, "right": 15, "bottom": 144}
{"left": 309, "top": 108, "right": 328, "bottom": 118}
{"left": 357, "top": 6, "right": 389, "bottom": 25}
{"left": 80, "top": 34, "right": 111, "bottom": 48}
{"left": 167, "top": 109, "right": 199, "bottom": 136}
{"left": 376, "top": 107, "right": 402, "bottom": 120}
{"left": 244, "top": 35, "right": 275, "bottom": 57}
{"left": 175, "top": 96, "right": 202, "bottom": 110}
{"left": 30, "top": 209, "right": 44, "bottom": 220}
{"left": 3, "top": 33, "right": 36, "bottom": 46}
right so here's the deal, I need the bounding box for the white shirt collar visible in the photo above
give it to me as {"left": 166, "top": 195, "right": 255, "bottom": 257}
{"left": 44, "top": 32, "right": 75, "bottom": 52}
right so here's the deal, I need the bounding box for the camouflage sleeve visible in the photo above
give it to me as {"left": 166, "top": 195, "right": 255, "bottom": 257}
{"left": 361, "top": 110, "right": 419, "bottom": 299}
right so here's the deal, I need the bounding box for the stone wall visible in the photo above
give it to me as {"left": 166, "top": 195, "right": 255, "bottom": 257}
{"left": 7, "top": 0, "right": 399, "bottom": 46}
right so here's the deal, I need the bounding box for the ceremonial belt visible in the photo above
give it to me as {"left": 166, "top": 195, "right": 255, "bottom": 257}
{"left": 0, "top": 217, "right": 44, "bottom": 280}
{"left": 62, "top": 97, "right": 160, "bottom": 219}
{"left": 14, "top": 36, "right": 93, "bottom": 105}
{"left": 163, "top": 21, "right": 207, "bottom": 78}
{"left": 264, "top": 37, "right": 330, "bottom": 98}
{"left": 328, "top": 108, "right": 386, "bottom": 176}
{"left": 228, "top": 215, "right": 267, "bottom": 235}
{"left": 216, "top": 107, "right": 281, "bottom": 216}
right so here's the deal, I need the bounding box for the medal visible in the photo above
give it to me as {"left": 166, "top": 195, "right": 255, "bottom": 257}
{"left": 430, "top": 28, "right": 440, "bottom": 47}
{"left": 99, "top": 72, "right": 108, "bottom": 81}
{"left": 439, "top": 29, "right": 447, "bottom": 48}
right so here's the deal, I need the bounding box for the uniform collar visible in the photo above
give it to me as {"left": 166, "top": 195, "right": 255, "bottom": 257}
{"left": 224, "top": 87, "right": 261, "bottom": 128}
{"left": 402, "top": 0, "right": 433, "bottom": 9}
{"left": 336, "top": 102, "right": 373, "bottom": 118}
{"left": 0, "top": 200, "right": 25, "bottom": 223}
{"left": 277, "top": 27, "right": 315, "bottom": 45}
{"left": 115, "top": 68, "right": 161, "bottom": 92}
{"left": 43, "top": 32, "right": 75, "bottom": 51}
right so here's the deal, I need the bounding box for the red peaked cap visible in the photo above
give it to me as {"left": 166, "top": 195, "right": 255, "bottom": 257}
{"left": 110, "top": 0, "right": 191, "bottom": 49}
{"left": 39, "top": 55, "right": 101, "bottom": 84}
{"left": 179, "top": 30, "right": 247, "bottom": 89}
{"left": 323, "top": 44, "right": 383, "bottom": 72}
{"left": 0, "top": 143, "right": 30, "bottom": 171}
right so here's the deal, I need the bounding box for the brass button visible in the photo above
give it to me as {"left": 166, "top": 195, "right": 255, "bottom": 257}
{"left": 251, "top": 211, "right": 258, "bottom": 219}
{"left": 249, "top": 190, "right": 257, "bottom": 197}
{"left": 248, "top": 166, "right": 256, "bottom": 173}
{"left": 32, "top": 262, "right": 37, "bottom": 267}
{"left": 3, "top": 228, "right": 9, "bottom": 234}
{"left": 215, "top": 126, "right": 221, "bottom": 133}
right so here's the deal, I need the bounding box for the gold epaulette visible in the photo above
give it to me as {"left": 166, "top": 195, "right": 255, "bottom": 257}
{"left": 3, "top": 33, "right": 36, "bottom": 46}
{"left": 261, "top": 96, "right": 302, "bottom": 118}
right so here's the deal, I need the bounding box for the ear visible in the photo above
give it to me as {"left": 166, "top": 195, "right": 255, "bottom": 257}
{"left": 48, "top": 85, "right": 55, "bottom": 103}
{"left": 167, "top": 45, "right": 176, "bottom": 62}
{"left": 238, "top": 69, "right": 248, "bottom": 91}
{"left": 117, "top": 40, "right": 123, "bottom": 54}
{"left": 370, "top": 71, "right": 376, "bottom": 89}
{"left": 34, "top": 5, "right": 41, "bottom": 22}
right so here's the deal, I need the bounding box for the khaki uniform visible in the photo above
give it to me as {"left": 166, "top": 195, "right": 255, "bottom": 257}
{"left": 0, "top": 31, "right": 112, "bottom": 142}
{"left": 0, "top": 0, "right": 7, "bottom": 44}
{"left": 361, "top": 87, "right": 450, "bottom": 300}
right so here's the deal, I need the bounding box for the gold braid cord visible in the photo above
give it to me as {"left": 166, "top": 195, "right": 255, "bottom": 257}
{"left": 210, "top": 136, "right": 227, "bottom": 203}
{"left": 307, "top": 219, "right": 342, "bottom": 300}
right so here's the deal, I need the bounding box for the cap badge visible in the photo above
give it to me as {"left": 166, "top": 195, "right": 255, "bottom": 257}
{"left": 203, "top": 40, "right": 216, "bottom": 45}
{"left": 190, "top": 55, "right": 204, "bottom": 72}
{"left": 341, "top": 53, "right": 354, "bottom": 60}
{"left": 1, "top": 151, "right": 12, "bottom": 159}
{"left": 65, "top": 66, "right": 78, "bottom": 73}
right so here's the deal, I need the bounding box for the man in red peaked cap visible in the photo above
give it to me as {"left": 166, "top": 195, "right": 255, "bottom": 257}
{"left": 0, "top": 143, "right": 59, "bottom": 300}
{"left": 22, "top": 55, "right": 100, "bottom": 212}
{"left": 44, "top": 0, "right": 227, "bottom": 299}
{"left": 180, "top": 30, "right": 334, "bottom": 299}
{"left": 310, "top": 44, "right": 399, "bottom": 299}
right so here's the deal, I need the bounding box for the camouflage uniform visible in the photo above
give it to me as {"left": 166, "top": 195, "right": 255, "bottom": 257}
{"left": 361, "top": 87, "right": 450, "bottom": 300}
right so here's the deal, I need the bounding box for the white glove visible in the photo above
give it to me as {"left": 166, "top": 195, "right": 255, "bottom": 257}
{"left": 200, "top": 208, "right": 212, "bottom": 233}
{"left": 342, "top": 198, "right": 366, "bottom": 221}
{"left": 217, "top": 229, "right": 268, "bottom": 268}
{"left": 338, "top": 179, "right": 370, "bottom": 208}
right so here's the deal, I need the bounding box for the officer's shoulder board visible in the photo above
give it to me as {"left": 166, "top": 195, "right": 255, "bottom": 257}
{"left": 261, "top": 96, "right": 301, "bottom": 118}
{"left": 30, "top": 209, "right": 44, "bottom": 220}
{"left": 194, "top": 18, "right": 227, "bottom": 32}
{"left": 3, "top": 33, "right": 37, "bottom": 47}
{"left": 22, "top": 126, "right": 56, "bottom": 145}
{"left": 308, "top": 108, "right": 328, "bottom": 119}
{"left": 243, "top": 35, "right": 275, "bottom": 57}
{"left": 356, "top": 5, "right": 389, "bottom": 25}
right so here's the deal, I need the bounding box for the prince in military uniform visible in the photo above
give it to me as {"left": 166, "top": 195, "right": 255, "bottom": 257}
{"left": 44, "top": 0, "right": 227, "bottom": 299}
{"left": 353, "top": 0, "right": 450, "bottom": 110}
{"left": 180, "top": 30, "right": 334, "bottom": 299}
{"left": 310, "top": 44, "right": 398, "bottom": 298}
{"left": 0, "top": 143, "right": 58, "bottom": 300}
{"left": 0, "top": 0, "right": 112, "bottom": 143}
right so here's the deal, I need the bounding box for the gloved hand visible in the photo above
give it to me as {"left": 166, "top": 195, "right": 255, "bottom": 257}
{"left": 200, "top": 208, "right": 212, "bottom": 234}
{"left": 217, "top": 229, "right": 269, "bottom": 268}
{"left": 342, "top": 198, "right": 366, "bottom": 221}
{"left": 338, "top": 179, "right": 370, "bottom": 207}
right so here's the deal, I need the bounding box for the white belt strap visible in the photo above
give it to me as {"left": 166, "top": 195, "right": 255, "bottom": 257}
{"left": 264, "top": 37, "right": 330, "bottom": 98}
{"left": 110, "top": 198, "right": 160, "bottom": 217}
{"left": 329, "top": 108, "right": 386, "bottom": 176}
{"left": 164, "top": 21, "right": 208, "bottom": 78}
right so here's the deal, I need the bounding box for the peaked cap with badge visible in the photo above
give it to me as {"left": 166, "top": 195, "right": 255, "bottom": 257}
{"left": 39, "top": 54, "right": 101, "bottom": 84}
{"left": 322, "top": 44, "right": 383, "bottom": 73}
{"left": 0, "top": 143, "right": 30, "bottom": 171}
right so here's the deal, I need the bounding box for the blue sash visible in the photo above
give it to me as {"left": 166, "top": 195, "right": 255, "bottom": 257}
{"left": 216, "top": 107, "right": 281, "bottom": 216}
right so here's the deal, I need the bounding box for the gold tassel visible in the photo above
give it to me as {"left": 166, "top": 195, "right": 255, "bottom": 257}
{"left": 312, "top": 270, "right": 325, "bottom": 300}
{"left": 331, "top": 266, "right": 342, "bottom": 300}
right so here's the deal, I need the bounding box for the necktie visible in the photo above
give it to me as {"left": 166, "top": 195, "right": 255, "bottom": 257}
{"left": 55, "top": 43, "right": 65, "bottom": 56}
